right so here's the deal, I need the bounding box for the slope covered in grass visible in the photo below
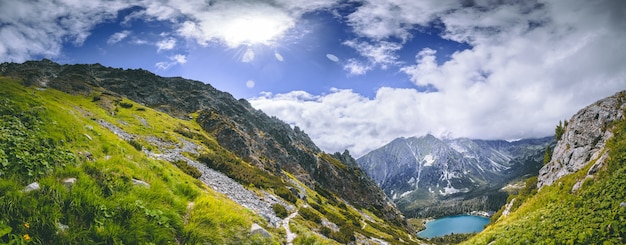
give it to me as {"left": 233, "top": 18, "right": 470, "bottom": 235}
{"left": 465, "top": 109, "right": 626, "bottom": 244}
{"left": 0, "top": 76, "right": 421, "bottom": 244}
{"left": 0, "top": 78, "right": 278, "bottom": 244}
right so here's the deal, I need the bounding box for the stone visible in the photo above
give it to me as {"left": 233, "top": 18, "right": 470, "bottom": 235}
{"left": 539, "top": 91, "right": 626, "bottom": 189}
{"left": 132, "top": 179, "right": 150, "bottom": 187}
{"left": 250, "top": 223, "right": 271, "bottom": 238}
{"left": 620, "top": 202, "right": 626, "bottom": 207}
{"left": 24, "top": 182, "right": 40, "bottom": 192}
{"left": 62, "top": 178, "right": 77, "bottom": 189}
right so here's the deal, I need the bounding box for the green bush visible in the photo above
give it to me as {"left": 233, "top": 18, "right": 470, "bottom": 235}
{"left": 298, "top": 207, "right": 321, "bottom": 223}
{"left": 275, "top": 186, "right": 297, "bottom": 204}
{"left": 173, "top": 160, "right": 202, "bottom": 178}
{"left": 272, "top": 204, "right": 288, "bottom": 219}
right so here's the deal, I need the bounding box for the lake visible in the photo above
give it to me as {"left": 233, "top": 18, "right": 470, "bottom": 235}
{"left": 417, "top": 215, "right": 490, "bottom": 238}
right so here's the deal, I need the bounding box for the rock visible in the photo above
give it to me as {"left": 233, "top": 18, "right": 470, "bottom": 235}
{"left": 131, "top": 179, "right": 150, "bottom": 187}
{"left": 502, "top": 198, "right": 516, "bottom": 218}
{"left": 56, "top": 222, "right": 69, "bottom": 234}
{"left": 250, "top": 223, "right": 271, "bottom": 238}
{"left": 539, "top": 91, "right": 626, "bottom": 189}
{"left": 571, "top": 176, "right": 593, "bottom": 192}
{"left": 24, "top": 182, "right": 40, "bottom": 192}
{"left": 620, "top": 202, "right": 626, "bottom": 207}
{"left": 62, "top": 178, "right": 77, "bottom": 189}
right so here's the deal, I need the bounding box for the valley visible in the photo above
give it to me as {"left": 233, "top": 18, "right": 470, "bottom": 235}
{"left": 357, "top": 134, "right": 553, "bottom": 219}
{"left": 0, "top": 59, "right": 624, "bottom": 244}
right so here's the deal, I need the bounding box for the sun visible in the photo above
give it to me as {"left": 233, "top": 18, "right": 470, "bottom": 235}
{"left": 219, "top": 10, "right": 295, "bottom": 48}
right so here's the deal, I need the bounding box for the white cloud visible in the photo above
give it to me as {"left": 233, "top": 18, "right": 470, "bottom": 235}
{"left": 343, "top": 58, "right": 372, "bottom": 76}
{"left": 242, "top": 48, "right": 255, "bottom": 62}
{"left": 343, "top": 39, "right": 402, "bottom": 72}
{"left": 156, "top": 37, "right": 176, "bottom": 52}
{"left": 0, "top": 0, "right": 337, "bottom": 62}
{"left": 0, "top": 0, "right": 132, "bottom": 62}
{"left": 251, "top": 0, "right": 626, "bottom": 157}
{"left": 107, "top": 30, "right": 132, "bottom": 44}
{"left": 172, "top": 0, "right": 336, "bottom": 48}
{"left": 156, "top": 54, "right": 187, "bottom": 70}
{"left": 347, "top": 0, "right": 462, "bottom": 41}
{"left": 326, "top": 53, "right": 339, "bottom": 62}
{"left": 246, "top": 80, "right": 255, "bottom": 88}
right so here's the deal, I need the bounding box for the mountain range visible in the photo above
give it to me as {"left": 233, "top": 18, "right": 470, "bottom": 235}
{"left": 1, "top": 59, "right": 624, "bottom": 244}
{"left": 357, "top": 134, "right": 554, "bottom": 217}
{"left": 0, "top": 60, "right": 415, "bottom": 244}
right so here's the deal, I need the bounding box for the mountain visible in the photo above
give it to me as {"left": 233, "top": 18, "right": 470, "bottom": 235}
{"left": 357, "top": 134, "right": 553, "bottom": 217}
{"left": 466, "top": 91, "right": 626, "bottom": 244}
{"left": 0, "top": 60, "right": 417, "bottom": 244}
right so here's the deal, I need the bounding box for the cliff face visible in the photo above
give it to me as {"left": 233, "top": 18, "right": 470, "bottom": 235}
{"left": 538, "top": 91, "right": 626, "bottom": 189}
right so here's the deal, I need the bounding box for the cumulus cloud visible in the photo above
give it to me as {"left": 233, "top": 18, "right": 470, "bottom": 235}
{"left": 343, "top": 39, "right": 402, "bottom": 73}
{"left": 156, "top": 37, "right": 176, "bottom": 52}
{"left": 0, "top": 0, "right": 337, "bottom": 62}
{"left": 173, "top": 0, "right": 336, "bottom": 48}
{"left": 156, "top": 54, "right": 187, "bottom": 70}
{"left": 251, "top": 0, "right": 626, "bottom": 157}
{"left": 0, "top": 0, "right": 131, "bottom": 62}
{"left": 107, "top": 30, "right": 132, "bottom": 44}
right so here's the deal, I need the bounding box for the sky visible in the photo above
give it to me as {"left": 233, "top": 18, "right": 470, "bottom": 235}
{"left": 1, "top": 0, "right": 625, "bottom": 157}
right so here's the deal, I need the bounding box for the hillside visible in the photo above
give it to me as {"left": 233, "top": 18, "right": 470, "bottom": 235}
{"left": 465, "top": 91, "right": 626, "bottom": 244}
{"left": 357, "top": 135, "right": 552, "bottom": 218}
{"left": 0, "top": 60, "right": 418, "bottom": 244}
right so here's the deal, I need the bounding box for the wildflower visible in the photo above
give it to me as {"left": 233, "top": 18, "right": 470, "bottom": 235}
{"left": 23, "top": 234, "right": 30, "bottom": 241}
{"left": 24, "top": 222, "right": 30, "bottom": 229}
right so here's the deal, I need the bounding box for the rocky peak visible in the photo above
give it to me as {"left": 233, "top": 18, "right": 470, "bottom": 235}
{"left": 538, "top": 91, "right": 626, "bottom": 189}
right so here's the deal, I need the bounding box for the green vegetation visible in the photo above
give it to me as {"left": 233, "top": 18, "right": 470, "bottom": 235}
{"left": 555, "top": 120, "right": 568, "bottom": 141}
{"left": 543, "top": 145, "right": 552, "bottom": 164}
{"left": 466, "top": 114, "right": 626, "bottom": 244}
{"left": 0, "top": 78, "right": 278, "bottom": 244}
{"left": 272, "top": 204, "right": 288, "bottom": 219}
{"left": 172, "top": 160, "right": 202, "bottom": 178}
{"left": 0, "top": 77, "right": 420, "bottom": 244}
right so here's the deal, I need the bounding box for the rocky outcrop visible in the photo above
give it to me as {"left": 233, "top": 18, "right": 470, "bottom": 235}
{"left": 538, "top": 91, "right": 626, "bottom": 189}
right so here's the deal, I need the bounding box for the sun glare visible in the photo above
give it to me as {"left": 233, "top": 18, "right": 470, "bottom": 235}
{"left": 221, "top": 14, "right": 294, "bottom": 47}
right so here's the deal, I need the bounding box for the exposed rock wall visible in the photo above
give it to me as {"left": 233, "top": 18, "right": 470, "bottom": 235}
{"left": 538, "top": 91, "right": 626, "bottom": 189}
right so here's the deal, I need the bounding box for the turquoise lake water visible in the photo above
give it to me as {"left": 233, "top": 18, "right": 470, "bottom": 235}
{"left": 417, "top": 215, "right": 490, "bottom": 238}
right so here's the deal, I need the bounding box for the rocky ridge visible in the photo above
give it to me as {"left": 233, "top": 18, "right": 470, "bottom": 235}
{"left": 538, "top": 91, "right": 626, "bottom": 189}
{"left": 357, "top": 134, "right": 553, "bottom": 217}
{"left": 0, "top": 59, "right": 407, "bottom": 232}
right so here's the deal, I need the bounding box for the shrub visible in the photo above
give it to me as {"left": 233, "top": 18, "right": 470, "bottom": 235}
{"left": 275, "top": 186, "right": 297, "bottom": 204}
{"left": 173, "top": 160, "right": 202, "bottom": 178}
{"left": 272, "top": 204, "right": 288, "bottom": 219}
{"left": 299, "top": 207, "right": 321, "bottom": 223}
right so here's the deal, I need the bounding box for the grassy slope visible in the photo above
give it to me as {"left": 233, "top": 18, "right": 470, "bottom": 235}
{"left": 464, "top": 115, "right": 626, "bottom": 244}
{"left": 0, "top": 78, "right": 419, "bottom": 244}
{"left": 0, "top": 78, "right": 278, "bottom": 244}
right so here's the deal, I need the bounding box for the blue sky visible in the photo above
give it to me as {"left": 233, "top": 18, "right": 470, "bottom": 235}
{"left": 1, "top": 0, "right": 625, "bottom": 157}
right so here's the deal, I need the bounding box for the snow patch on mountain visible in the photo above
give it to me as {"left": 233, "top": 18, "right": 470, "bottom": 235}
{"left": 422, "top": 154, "right": 435, "bottom": 166}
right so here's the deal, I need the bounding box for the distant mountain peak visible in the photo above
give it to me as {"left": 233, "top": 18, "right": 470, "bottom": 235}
{"left": 357, "top": 134, "right": 554, "bottom": 217}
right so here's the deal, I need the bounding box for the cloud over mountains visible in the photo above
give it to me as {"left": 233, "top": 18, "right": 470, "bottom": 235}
{"left": 1, "top": 0, "right": 625, "bottom": 157}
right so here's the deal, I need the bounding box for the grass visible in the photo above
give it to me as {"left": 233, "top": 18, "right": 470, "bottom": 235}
{"left": 0, "top": 78, "right": 280, "bottom": 244}
{"left": 465, "top": 113, "right": 626, "bottom": 244}
{"left": 0, "top": 77, "right": 421, "bottom": 244}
